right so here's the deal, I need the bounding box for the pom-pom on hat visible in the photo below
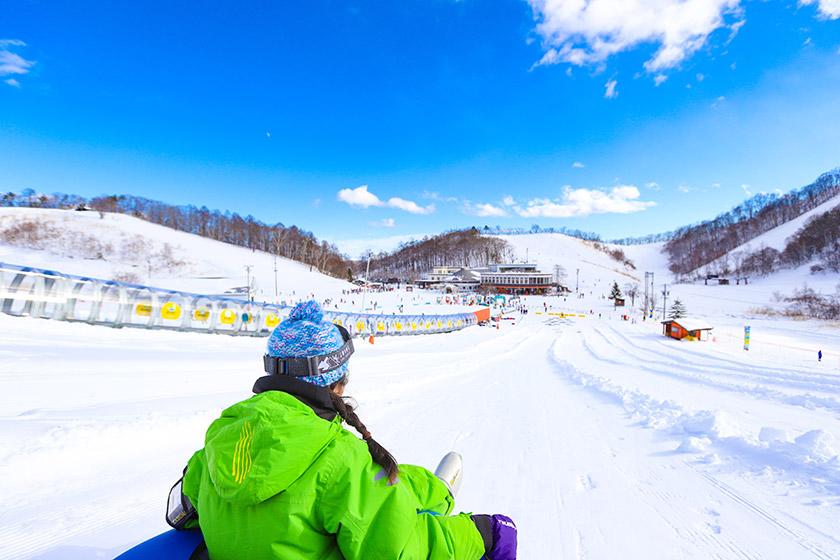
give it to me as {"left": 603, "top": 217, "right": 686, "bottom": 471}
{"left": 265, "top": 300, "right": 350, "bottom": 387}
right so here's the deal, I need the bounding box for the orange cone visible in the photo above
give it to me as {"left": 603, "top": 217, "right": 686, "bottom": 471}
{"left": 368, "top": 334, "right": 375, "bottom": 344}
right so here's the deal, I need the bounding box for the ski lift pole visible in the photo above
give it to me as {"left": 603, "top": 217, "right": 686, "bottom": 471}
{"left": 245, "top": 265, "right": 253, "bottom": 302}
{"left": 360, "top": 257, "right": 371, "bottom": 312}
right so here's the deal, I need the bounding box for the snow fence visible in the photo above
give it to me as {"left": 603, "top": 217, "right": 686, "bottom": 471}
{"left": 0, "top": 263, "right": 479, "bottom": 337}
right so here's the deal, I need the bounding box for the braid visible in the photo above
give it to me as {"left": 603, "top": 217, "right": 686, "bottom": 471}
{"left": 328, "top": 389, "right": 399, "bottom": 485}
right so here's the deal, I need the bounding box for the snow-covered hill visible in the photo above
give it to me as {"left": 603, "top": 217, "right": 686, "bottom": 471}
{"left": 0, "top": 207, "right": 352, "bottom": 303}
{"left": 713, "top": 194, "right": 840, "bottom": 257}
{"left": 499, "top": 217, "right": 840, "bottom": 323}
{"left": 1, "top": 206, "right": 839, "bottom": 559}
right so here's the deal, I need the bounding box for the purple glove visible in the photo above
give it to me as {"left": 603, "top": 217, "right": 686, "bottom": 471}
{"left": 471, "top": 514, "right": 517, "bottom": 560}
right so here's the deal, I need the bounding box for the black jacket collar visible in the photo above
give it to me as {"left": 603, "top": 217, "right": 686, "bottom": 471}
{"left": 252, "top": 375, "right": 338, "bottom": 422}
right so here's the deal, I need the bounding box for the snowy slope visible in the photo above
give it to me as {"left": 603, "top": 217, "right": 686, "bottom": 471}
{"left": 1, "top": 209, "right": 839, "bottom": 559}
{"left": 0, "top": 207, "right": 351, "bottom": 304}
{"left": 713, "top": 194, "right": 840, "bottom": 256}
{"left": 1, "top": 310, "right": 838, "bottom": 559}
{"left": 693, "top": 193, "right": 840, "bottom": 285}
{"left": 499, "top": 232, "right": 659, "bottom": 284}
{"left": 499, "top": 218, "right": 840, "bottom": 323}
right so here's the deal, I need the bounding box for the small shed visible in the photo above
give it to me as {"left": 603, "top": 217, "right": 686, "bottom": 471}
{"left": 661, "top": 318, "right": 713, "bottom": 341}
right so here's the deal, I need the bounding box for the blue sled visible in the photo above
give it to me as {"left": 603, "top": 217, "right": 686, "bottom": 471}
{"left": 115, "top": 529, "right": 204, "bottom": 559}
{"left": 115, "top": 528, "right": 486, "bottom": 559}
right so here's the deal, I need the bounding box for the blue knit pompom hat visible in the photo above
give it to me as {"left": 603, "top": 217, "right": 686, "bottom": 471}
{"left": 266, "top": 300, "right": 349, "bottom": 386}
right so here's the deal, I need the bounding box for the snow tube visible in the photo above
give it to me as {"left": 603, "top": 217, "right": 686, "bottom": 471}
{"left": 114, "top": 528, "right": 204, "bottom": 559}
{"left": 115, "top": 529, "right": 486, "bottom": 560}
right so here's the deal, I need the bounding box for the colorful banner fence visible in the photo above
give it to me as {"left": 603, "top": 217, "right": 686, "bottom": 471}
{"left": 0, "top": 263, "right": 479, "bottom": 337}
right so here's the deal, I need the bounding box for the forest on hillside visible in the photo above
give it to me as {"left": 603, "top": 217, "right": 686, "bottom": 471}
{"left": 362, "top": 228, "right": 515, "bottom": 280}
{"left": 664, "top": 169, "right": 840, "bottom": 278}
{"left": 0, "top": 191, "right": 352, "bottom": 280}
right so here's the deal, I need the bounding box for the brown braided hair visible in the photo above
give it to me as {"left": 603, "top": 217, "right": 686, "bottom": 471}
{"left": 329, "top": 376, "right": 399, "bottom": 484}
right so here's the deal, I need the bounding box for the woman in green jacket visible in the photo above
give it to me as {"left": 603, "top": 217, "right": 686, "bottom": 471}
{"left": 179, "top": 300, "right": 516, "bottom": 560}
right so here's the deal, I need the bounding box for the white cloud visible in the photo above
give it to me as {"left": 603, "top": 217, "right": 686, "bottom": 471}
{"left": 0, "top": 40, "right": 35, "bottom": 78}
{"left": 645, "top": 182, "right": 661, "bottom": 190}
{"left": 741, "top": 183, "right": 752, "bottom": 195}
{"left": 696, "top": 73, "right": 706, "bottom": 81}
{"left": 386, "top": 197, "right": 435, "bottom": 215}
{"left": 502, "top": 195, "right": 516, "bottom": 206}
{"left": 605, "top": 79, "right": 618, "bottom": 99}
{"left": 337, "top": 185, "right": 383, "bottom": 208}
{"left": 368, "top": 218, "right": 396, "bottom": 228}
{"left": 728, "top": 18, "right": 746, "bottom": 41}
{"left": 422, "top": 190, "right": 458, "bottom": 203}
{"left": 711, "top": 182, "right": 721, "bottom": 188}
{"left": 528, "top": 0, "right": 742, "bottom": 78}
{"left": 468, "top": 203, "right": 510, "bottom": 218}
{"left": 5, "top": 78, "right": 20, "bottom": 87}
{"left": 337, "top": 185, "right": 434, "bottom": 214}
{"left": 654, "top": 74, "right": 668, "bottom": 86}
{"left": 799, "top": 0, "right": 840, "bottom": 20}
{"left": 572, "top": 161, "right": 585, "bottom": 168}
{"left": 513, "top": 185, "right": 655, "bottom": 218}
{"left": 677, "top": 183, "right": 695, "bottom": 193}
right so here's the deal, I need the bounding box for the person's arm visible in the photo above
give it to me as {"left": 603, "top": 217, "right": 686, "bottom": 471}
{"left": 317, "top": 444, "right": 485, "bottom": 560}
{"left": 396, "top": 463, "right": 454, "bottom": 515}
{"left": 179, "top": 449, "right": 205, "bottom": 530}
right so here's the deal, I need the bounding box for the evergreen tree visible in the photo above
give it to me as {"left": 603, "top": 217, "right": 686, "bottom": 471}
{"left": 608, "top": 281, "right": 623, "bottom": 309}
{"left": 668, "top": 298, "right": 687, "bottom": 319}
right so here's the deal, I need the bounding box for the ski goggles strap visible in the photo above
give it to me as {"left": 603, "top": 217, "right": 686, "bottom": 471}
{"left": 263, "top": 324, "right": 354, "bottom": 377}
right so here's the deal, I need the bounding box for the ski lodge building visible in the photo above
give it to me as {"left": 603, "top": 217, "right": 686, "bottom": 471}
{"left": 477, "top": 263, "right": 553, "bottom": 295}
{"left": 418, "top": 263, "right": 554, "bottom": 295}
{"left": 661, "top": 318, "right": 714, "bottom": 341}
{"left": 420, "top": 267, "right": 463, "bottom": 284}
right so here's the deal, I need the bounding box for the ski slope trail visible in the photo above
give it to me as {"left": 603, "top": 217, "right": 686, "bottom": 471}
{"left": 1, "top": 313, "right": 839, "bottom": 558}
{"left": 543, "top": 317, "right": 839, "bottom": 559}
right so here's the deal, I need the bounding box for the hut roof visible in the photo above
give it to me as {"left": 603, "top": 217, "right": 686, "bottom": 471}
{"left": 662, "top": 318, "right": 714, "bottom": 332}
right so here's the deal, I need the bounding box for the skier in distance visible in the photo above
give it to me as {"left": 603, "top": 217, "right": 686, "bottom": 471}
{"left": 172, "top": 300, "right": 516, "bottom": 560}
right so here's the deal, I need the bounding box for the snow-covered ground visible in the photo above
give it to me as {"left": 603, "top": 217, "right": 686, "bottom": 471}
{"left": 1, "top": 209, "right": 839, "bottom": 559}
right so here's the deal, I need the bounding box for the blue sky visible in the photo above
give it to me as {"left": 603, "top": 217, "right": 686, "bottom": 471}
{"left": 2, "top": 0, "right": 839, "bottom": 258}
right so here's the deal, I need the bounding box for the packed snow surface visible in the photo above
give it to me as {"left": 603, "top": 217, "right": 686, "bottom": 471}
{"left": 1, "top": 209, "right": 839, "bottom": 559}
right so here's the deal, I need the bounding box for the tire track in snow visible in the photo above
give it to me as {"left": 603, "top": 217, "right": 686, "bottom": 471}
{"left": 605, "top": 323, "right": 840, "bottom": 393}
{"left": 685, "top": 462, "right": 838, "bottom": 560}
{"left": 581, "top": 323, "right": 840, "bottom": 416}
{"left": 547, "top": 325, "right": 840, "bottom": 558}
{"left": 588, "top": 322, "right": 840, "bottom": 397}
{"left": 548, "top": 328, "right": 840, "bottom": 495}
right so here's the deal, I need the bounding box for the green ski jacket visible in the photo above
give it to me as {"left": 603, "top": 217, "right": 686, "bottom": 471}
{"left": 182, "top": 376, "right": 485, "bottom": 560}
